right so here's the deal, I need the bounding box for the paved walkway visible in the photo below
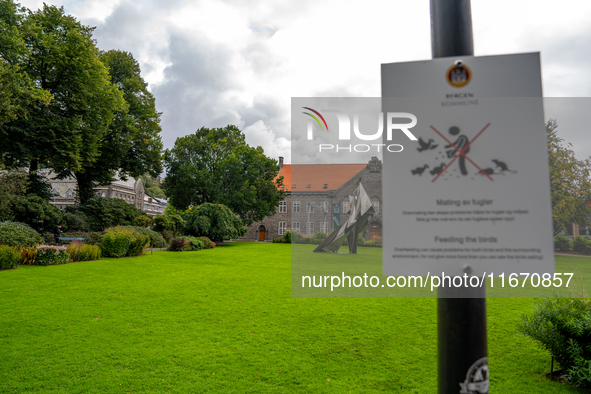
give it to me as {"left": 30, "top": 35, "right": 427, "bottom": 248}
{"left": 555, "top": 252, "right": 591, "bottom": 258}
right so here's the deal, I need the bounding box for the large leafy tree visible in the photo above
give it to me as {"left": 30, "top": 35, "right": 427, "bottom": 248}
{"left": 547, "top": 119, "right": 591, "bottom": 235}
{"left": 72, "top": 50, "right": 163, "bottom": 203}
{"left": 0, "top": 3, "right": 125, "bottom": 194}
{"left": 163, "top": 125, "right": 284, "bottom": 226}
{"left": 0, "top": 0, "right": 51, "bottom": 128}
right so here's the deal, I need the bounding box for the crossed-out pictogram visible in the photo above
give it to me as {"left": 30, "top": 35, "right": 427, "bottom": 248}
{"left": 429, "top": 123, "right": 492, "bottom": 182}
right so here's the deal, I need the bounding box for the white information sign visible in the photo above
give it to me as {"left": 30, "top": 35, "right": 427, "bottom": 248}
{"left": 381, "top": 53, "right": 554, "bottom": 277}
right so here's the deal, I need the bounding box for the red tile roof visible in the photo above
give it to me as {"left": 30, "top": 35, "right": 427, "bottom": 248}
{"left": 274, "top": 164, "right": 366, "bottom": 192}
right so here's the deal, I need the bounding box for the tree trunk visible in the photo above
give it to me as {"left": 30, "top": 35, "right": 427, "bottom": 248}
{"left": 75, "top": 172, "right": 96, "bottom": 205}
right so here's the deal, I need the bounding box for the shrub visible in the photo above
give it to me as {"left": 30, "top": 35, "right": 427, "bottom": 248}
{"left": 133, "top": 215, "right": 153, "bottom": 228}
{"left": 127, "top": 234, "right": 150, "bottom": 256}
{"left": 520, "top": 297, "right": 591, "bottom": 389}
{"left": 119, "top": 226, "right": 166, "bottom": 248}
{"left": 555, "top": 234, "right": 573, "bottom": 252}
{"left": 357, "top": 234, "right": 366, "bottom": 246}
{"left": 101, "top": 227, "right": 134, "bottom": 257}
{"left": 196, "top": 236, "right": 215, "bottom": 249}
{"left": 283, "top": 231, "right": 292, "bottom": 244}
{"left": 35, "top": 245, "right": 69, "bottom": 266}
{"left": 182, "top": 236, "right": 205, "bottom": 251}
{"left": 67, "top": 242, "right": 101, "bottom": 262}
{"left": 17, "top": 246, "right": 37, "bottom": 265}
{"left": 364, "top": 240, "right": 383, "bottom": 247}
{"left": 573, "top": 236, "right": 591, "bottom": 255}
{"left": 0, "top": 245, "right": 19, "bottom": 270}
{"left": 0, "top": 221, "right": 43, "bottom": 247}
{"left": 153, "top": 214, "right": 185, "bottom": 234}
{"left": 168, "top": 238, "right": 189, "bottom": 251}
{"left": 183, "top": 203, "right": 246, "bottom": 242}
{"left": 272, "top": 238, "right": 285, "bottom": 243}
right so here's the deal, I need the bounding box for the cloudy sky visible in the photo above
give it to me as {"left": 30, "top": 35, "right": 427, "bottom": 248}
{"left": 17, "top": 0, "right": 591, "bottom": 163}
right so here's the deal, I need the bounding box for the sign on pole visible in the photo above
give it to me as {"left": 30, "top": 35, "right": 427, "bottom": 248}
{"left": 381, "top": 53, "right": 554, "bottom": 278}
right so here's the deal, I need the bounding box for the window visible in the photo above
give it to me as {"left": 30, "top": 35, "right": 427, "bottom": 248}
{"left": 320, "top": 222, "right": 328, "bottom": 234}
{"left": 343, "top": 201, "right": 350, "bottom": 213}
{"left": 307, "top": 222, "right": 314, "bottom": 235}
{"left": 306, "top": 202, "right": 314, "bottom": 213}
{"left": 278, "top": 221, "right": 286, "bottom": 235}
{"left": 323, "top": 184, "right": 328, "bottom": 189}
{"left": 279, "top": 201, "right": 287, "bottom": 213}
{"left": 102, "top": 192, "right": 105, "bottom": 197}
{"left": 307, "top": 184, "right": 311, "bottom": 188}
{"left": 372, "top": 197, "right": 380, "bottom": 213}
{"left": 293, "top": 201, "right": 301, "bottom": 213}
{"left": 321, "top": 201, "right": 328, "bottom": 211}
{"left": 292, "top": 222, "right": 300, "bottom": 233}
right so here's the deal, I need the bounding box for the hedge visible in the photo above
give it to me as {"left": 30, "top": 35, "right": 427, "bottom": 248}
{"left": 0, "top": 245, "right": 19, "bottom": 270}
{"left": 0, "top": 221, "right": 43, "bottom": 247}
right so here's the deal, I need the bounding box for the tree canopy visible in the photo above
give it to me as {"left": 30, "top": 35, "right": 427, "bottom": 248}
{"left": 0, "top": 3, "right": 162, "bottom": 204}
{"left": 547, "top": 119, "right": 591, "bottom": 235}
{"left": 162, "top": 125, "right": 284, "bottom": 226}
{"left": 73, "top": 50, "right": 163, "bottom": 203}
{"left": 0, "top": 3, "right": 125, "bottom": 192}
{"left": 183, "top": 203, "right": 246, "bottom": 242}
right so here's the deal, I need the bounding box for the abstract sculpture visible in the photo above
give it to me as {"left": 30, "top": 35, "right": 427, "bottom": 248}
{"left": 314, "top": 181, "right": 376, "bottom": 254}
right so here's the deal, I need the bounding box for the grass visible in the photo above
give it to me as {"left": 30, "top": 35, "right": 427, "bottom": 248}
{"left": 0, "top": 242, "right": 589, "bottom": 393}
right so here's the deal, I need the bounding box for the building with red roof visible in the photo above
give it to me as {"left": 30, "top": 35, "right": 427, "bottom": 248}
{"left": 242, "top": 156, "right": 383, "bottom": 242}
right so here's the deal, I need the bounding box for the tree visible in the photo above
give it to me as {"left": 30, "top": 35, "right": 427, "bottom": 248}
{"left": 0, "top": 3, "right": 125, "bottom": 195}
{"left": 73, "top": 50, "right": 163, "bottom": 203}
{"left": 163, "top": 125, "right": 284, "bottom": 226}
{"left": 0, "top": 0, "right": 52, "bottom": 128}
{"left": 183, "top": 203, "right": 246, "bottom": 242}
{"left": 547, "top": 119, "right": 591, "bottom": 235}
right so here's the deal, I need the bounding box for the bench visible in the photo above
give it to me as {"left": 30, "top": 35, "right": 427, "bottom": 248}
{"left": 58, "top": 237, "right": 85, "bottom": 243}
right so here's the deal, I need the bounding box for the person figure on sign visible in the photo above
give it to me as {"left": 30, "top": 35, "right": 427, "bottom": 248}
{"left": 445, "top": 126, "right": 470, "bottom": 176}
{"left": 54, "top": 224, "right": 63, "bottom": 245}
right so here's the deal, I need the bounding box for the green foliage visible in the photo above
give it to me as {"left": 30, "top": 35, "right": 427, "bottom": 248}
{"left": 152, "top": 213, "right": 185, "bottom": 234}
{"left": 520, "top": 298, "right": 591, "bottom": 389}
{"left": 80, "top": 196, "right": 148, "bottom": 231}
{"left": 133, "top": 215, "right": 152, "bottom": 228}
{"left": 0, "top": 221, "right": 42, "bottom": 247}
{"left": 163, "top": 125, "right": 284, "bottom": 226}
{"left": 73, "top": 50, "right": 162, "bottom": 204}
{"left": 0, "top": 172, "right": 27, "bottom": 219}
{"left": 35, "top": 245, "right": 69, "bottom": 266}
{"left": 101, "top": 227, "right": 133, "bottom": 257}
{"left": 66, "top": 242, "right": 101, "bottom": 262}
{"left": 547, "top": 120, "right": 591, "bottom": 235}
{"left": 140, "top": 174, "right": 165, "bottom": 199}
{"left": 0, "top": 0, "right": 52, "bottom": 127}
{"left": 283, "top": 231, "right": 293, "bottom": 244}
{"left": 0, "top": 4, "right": 125, "bottom": 193}
{"left": 1, "top": 194, "right": 62, "bottom": 232}
{"left": 183, "top": 236, "right": 204, "bottom": 251}
{"left": 555, "top": 234, "right": 573, "bottom": 252}
{"left": 127, "top": 234, "right": 150, "bottom": 256}
{"left": 0, "top": 245, "right": 19, "bottom": 269}
{"left": 573, "top": 236, "right": 591, "bottom": 255}
{"left": 118, "top": 226, "right": 166, "bottom": 248}
{"left": 196, "top": 236, "right": 215, "bottom": 249}
{"left": 62, "top": 211, "right": 90, "bottom": 232}
{"left": 183, "top": 203, "right": 246, "bottom": 242}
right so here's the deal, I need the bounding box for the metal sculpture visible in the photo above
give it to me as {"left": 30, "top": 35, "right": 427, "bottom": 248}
{"left": 314, "top": 181, "right": 375, "bottom": 254}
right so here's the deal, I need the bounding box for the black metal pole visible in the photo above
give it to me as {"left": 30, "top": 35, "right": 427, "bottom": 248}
{"left": 430, "top": 1, "right": 488, "bottom": 393}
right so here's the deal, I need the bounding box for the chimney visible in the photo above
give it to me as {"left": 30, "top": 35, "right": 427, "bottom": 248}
{"left": 279, "top": 156, "right": 284, "bottom": 169}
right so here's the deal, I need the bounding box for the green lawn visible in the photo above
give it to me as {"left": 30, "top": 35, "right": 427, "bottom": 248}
{"left": 0, "top": 243, "right": 588, "bottom": 393}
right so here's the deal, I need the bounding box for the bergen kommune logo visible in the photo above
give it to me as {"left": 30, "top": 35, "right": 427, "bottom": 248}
{"left": 302, "top": 107, "right": 418, "bottom": 153}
